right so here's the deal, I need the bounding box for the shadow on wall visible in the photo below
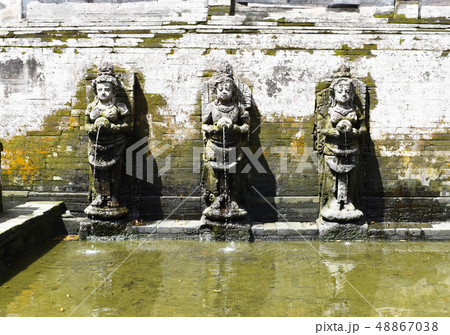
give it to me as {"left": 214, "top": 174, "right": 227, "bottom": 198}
{"left": 360, "top": 88, "right": 385, "bottom": 223}
{"left": 122, "top": 76, "right": 163, "bottom": 220}
{"left": 362, "top": 136, "right": 385, "bottom": 223}
{"left": 246, "top": 100, "right": 278, "bottom": 222}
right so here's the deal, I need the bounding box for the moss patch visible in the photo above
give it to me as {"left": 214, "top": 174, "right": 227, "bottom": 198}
{"left": 202, "top": 70, "right": 215, "bottom": 78}
{"left": 374, "top": 13, "right": 450, "bottom": 24}
{"left": 4, "top": 30, "right": 89, "bottom": 43}
{"left": 361, "top": 73, "right": 378, "bottom": 111}
{"left": 265, "top": 18, "right": 315, "bottom": 27}
{"left": 334, "top": 44, "right": 377, "bottom": 60}
{"left": 137, "top": 33, "right": 183, "bottom": 48}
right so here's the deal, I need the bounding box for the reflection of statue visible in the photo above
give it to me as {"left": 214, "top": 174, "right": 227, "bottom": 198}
{"left": 314, "top": 65, "right": 368, "bottom": 222}
{"left": 84, "top": 64, "right": 130, "bottom": 219}
{"left": 201, "top": 62, "right": 251, "bottom": 221}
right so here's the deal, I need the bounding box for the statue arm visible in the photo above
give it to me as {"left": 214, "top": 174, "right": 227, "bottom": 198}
{"left": 201, "top": 104, "right": 218, "bottom": 134}
{"left": 319, "top": 119, "right": 339, "bottom": 137}
{"left": 234, "top": 109, "right": 250, "bottom": 134}
{"left": 84, "top": 105, "right": 96, "bottom": 135}
{"left": 110, "top": 115, "right": 131, "bottom": 134}
{"left": 352, "top": 111, "right": 367, "bottom": 136}
{"left": 110, "top": 103, "right": 131, "bottom": 133}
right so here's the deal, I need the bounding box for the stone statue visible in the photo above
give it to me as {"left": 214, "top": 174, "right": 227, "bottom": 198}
{"left": 84, "top": 64, "right": 130, "bottom": 219}
{"left": 314, "top": 65, "right": 368, "bottom": 222}
{"left": 201, "top": 62, "right": 251, "bottom": 221}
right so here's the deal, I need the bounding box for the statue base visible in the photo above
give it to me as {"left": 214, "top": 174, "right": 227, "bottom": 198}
{"left": 320, "top": 200, "right": 363, "bottom": 222}
{"left": 202, "top": 202, "right": 248, "bottom": 221}
{"left": 200, "top": 216, "right": 252, "bottom": 242}
{"left": 84, "top": 205, "right": 129, "bottom": 220}
{"left": 317, "top": 218, "right": 368, "bottom": 241}
{"left": 79, "top": 218, "right": 130, "bottom": 240}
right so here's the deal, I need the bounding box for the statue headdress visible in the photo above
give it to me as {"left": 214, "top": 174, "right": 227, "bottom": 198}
{"left": 92, "top": 63, "right": 120, "bottom": 94}
{"left": 212, "top": 61, "right": 235, "bottom": 86}
{"left": 329, "top": 64, "right": 355, "bottom": 107}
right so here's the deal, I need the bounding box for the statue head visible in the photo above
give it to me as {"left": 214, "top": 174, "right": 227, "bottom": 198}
{"left": 329, "top": 65, "right": 355, "bottom": 107}
{"left": 92, "top": 64, "right": 120, "bottom": 103}
{"left": 212, "top": 62, "right": 237, "bottom": 104}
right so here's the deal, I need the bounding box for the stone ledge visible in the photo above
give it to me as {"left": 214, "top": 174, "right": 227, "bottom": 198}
{"left": 0, "top": 201, "right": 67, "bottom": 268}
{"left": 124, "top": 220, "right": 450, "bottom": 241}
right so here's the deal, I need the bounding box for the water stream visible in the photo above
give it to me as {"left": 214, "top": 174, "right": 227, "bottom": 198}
{"left": 0, "top": 240, "right": 448, "bottom": 317}
{"left": 92, "top": 126, "right": 101, "bottom": 185}
{"left": 222, "top": 125, "right": 230, "bottom": 220}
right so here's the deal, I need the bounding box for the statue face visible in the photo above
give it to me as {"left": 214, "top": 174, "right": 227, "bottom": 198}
{"left": 334, "top": 82, "right": 352, "bottom": 105}
{"left": 97, "top": 82, "right": 115, "bottom": 103}
{"left": 216, "top": 81, "right": 234, "bottom": 103}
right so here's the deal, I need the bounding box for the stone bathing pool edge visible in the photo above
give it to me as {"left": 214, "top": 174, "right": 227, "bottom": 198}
{"left": 1, "top": 201, "right": 449, "bottom": 268}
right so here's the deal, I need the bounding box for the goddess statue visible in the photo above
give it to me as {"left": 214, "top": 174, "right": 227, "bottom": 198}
{"left": 84, "top": 64, "right": 130, "bottom": 219}
{"left": 314, "top": 65, "right": 368, "bottom": 222}
{"left": 201, "top": 62, "right": 251, "bottom": 221}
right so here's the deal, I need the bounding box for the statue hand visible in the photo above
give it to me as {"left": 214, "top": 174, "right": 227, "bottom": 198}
{"left": 336, "top": 120, "right": 352, "bottom": 134}
{"left": 213, "top": 124, "right": 222, "bottom": 133}
{"left": 216, "top": 117, "right": 233, "bottom": 129}
{"left": 109, "top": 124, "right": 120, "bottom": 133}
{"left": 322, "top": 128, "right": 339, "bottom": 137}
{"left": 94, "top": 117, "right": 110, "bottom": 130}
{"left": 234, "top": 124, "right": 249, "bottom": 133}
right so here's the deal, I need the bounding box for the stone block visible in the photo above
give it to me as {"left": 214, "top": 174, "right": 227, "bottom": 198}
{"left": 384, "top": 228, "right": 396, "bottom": 237}
{"left": 133, "top": 225, "right": 158, "bottom": 234}
{"left": 251, "top": 223, "right": 264, "bottom": 237}
{"left": 396, "top": 228, "right": 409, "bottom": 239}
{"left": 409, "top": 228, "right": 422, "bottom": 238}
{"left": 263, "top": 222, "right": 277, "bottom": 235}
{"left": 276, "top": 222, "right": 293, "bottom": 236}
{"left": 156, "top": 221, "right": 177, "bottom": 234}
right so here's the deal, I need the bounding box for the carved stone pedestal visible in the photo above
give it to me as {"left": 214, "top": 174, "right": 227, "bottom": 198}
{"left": 84, "top": 205, "right": 129, "bottom": 220}
{"left": 200, "top": 216, "right": 252, "bottom": 241}
{"left": 318, "top": 218, "right": 368, "bottom": 241}
{"left": 79, "top": 218, "right": 130, "bottom": 240}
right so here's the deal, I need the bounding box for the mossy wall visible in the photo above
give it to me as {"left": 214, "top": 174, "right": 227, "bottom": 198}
{"left": 0, "top": 3, "right": 448, "bottom": 222}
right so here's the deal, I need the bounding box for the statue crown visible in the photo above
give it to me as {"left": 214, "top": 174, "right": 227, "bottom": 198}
{"left": 98, "top": 63, "right": 115, "bottom": 77}
{"left": 214, "top": 61, "right": 234, "bottom": 83}
{"left": 333, "top": 65, "right": 351, "bottom": 79}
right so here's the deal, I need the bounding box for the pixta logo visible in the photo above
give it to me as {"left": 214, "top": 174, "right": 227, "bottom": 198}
{"left": 125, "top": 137, "right": 171, "bottom": 182}
{"left": 126, "top": 137, "right": 319, "bottom": 183}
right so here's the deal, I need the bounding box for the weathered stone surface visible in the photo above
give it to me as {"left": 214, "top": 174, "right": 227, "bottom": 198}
{"left": 74, "top": 219, "right": 450, "bottom": 240}
{"left": 79, "top": 218, "right": 130, "bottom": 240}
{"left": 0, "top": 3, "right": 448, "bottom": 223}
{"left": 318, "top": 218, "right": 368, "bottom": 240}
{"left": 201, "top": 217, "right": 253, "bottom": 241}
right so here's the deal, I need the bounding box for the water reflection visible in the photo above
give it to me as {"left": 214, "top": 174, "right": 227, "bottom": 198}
{"left": 0, "top": 240, "right": 448, "bottom": 317}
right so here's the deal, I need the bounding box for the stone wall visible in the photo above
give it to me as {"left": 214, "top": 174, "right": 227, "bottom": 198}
{"left": 0, "top": 0, "right": 448, "bottom": 222}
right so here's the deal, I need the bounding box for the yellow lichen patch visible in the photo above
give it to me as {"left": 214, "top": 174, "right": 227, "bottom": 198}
{"left": 1, "top": 148, "right": 41, "bottom": 186}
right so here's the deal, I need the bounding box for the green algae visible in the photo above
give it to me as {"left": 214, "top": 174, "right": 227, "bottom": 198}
{"left": 334, "top": 44, "right": 377, "bottom": 60}
{"left": 0, "top": 240, "right": 448, "bottom": 317}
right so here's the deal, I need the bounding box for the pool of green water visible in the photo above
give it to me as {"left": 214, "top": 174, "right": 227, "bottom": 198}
{"left": 0, "top": 240, "right": 448, "bottom": 317}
